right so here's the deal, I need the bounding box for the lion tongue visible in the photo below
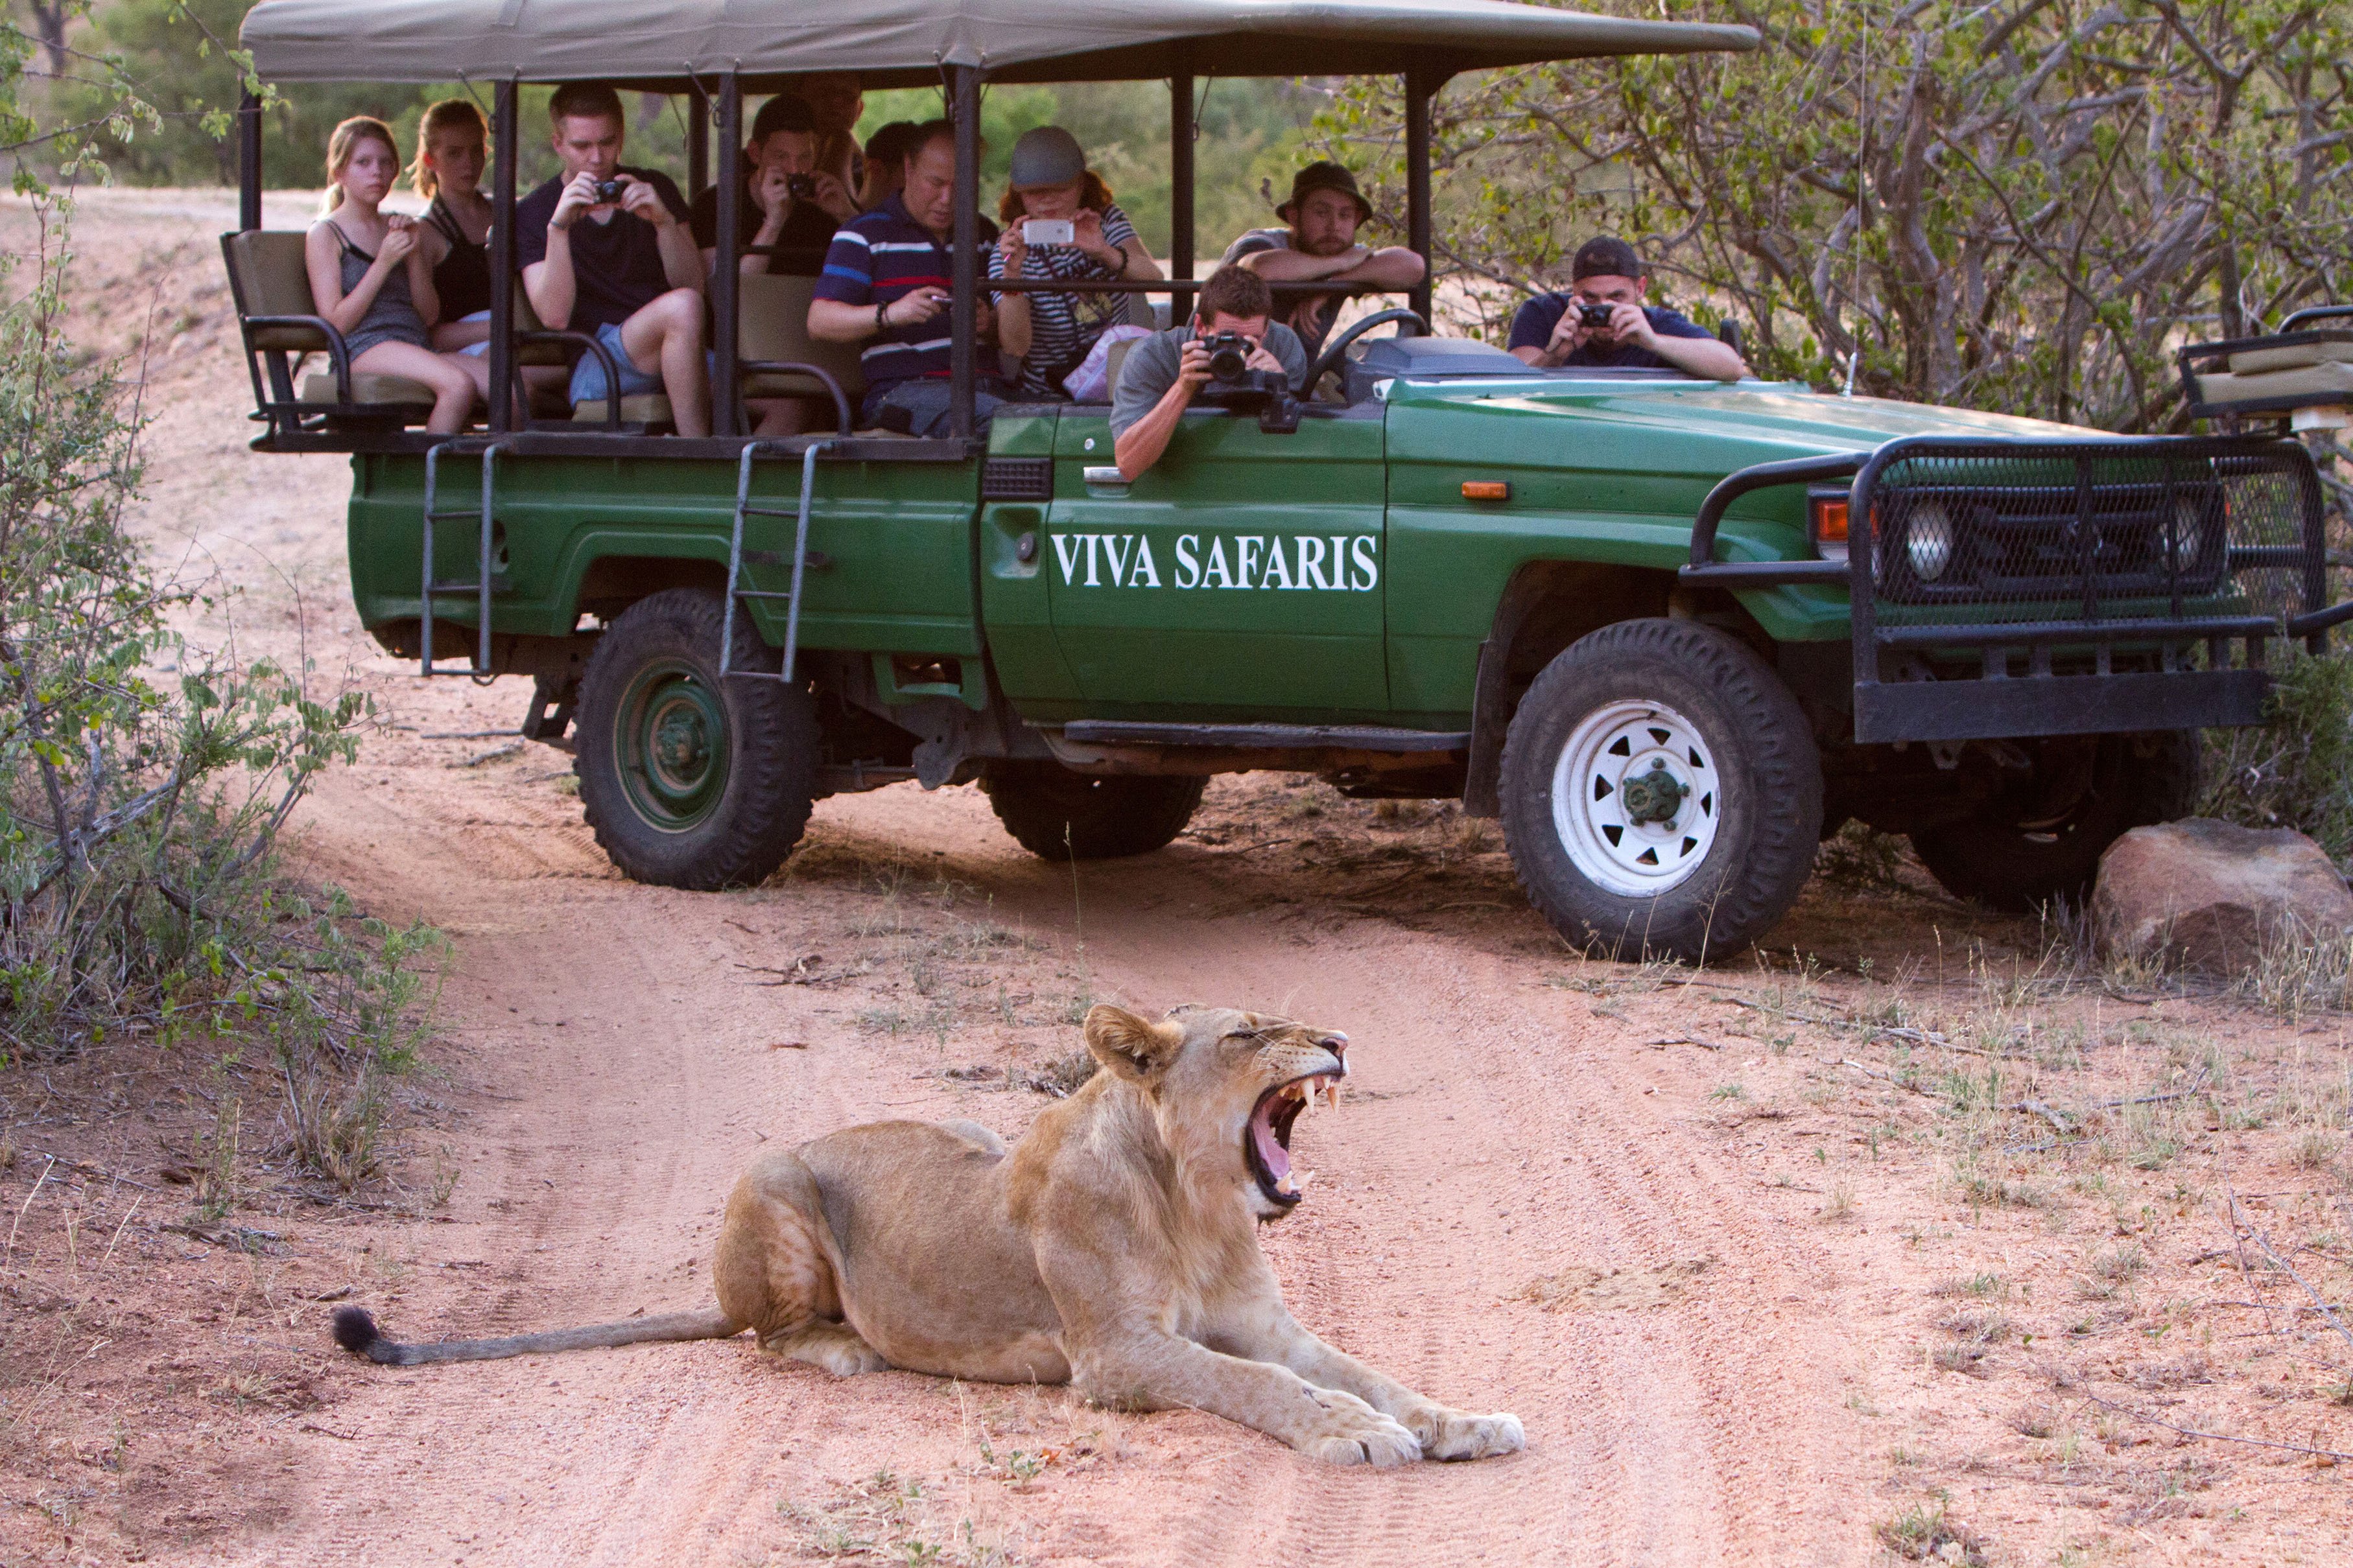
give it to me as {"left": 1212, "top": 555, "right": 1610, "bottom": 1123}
{"left": 1251, "top": 1104, "right": 1292, "bottom": 1189}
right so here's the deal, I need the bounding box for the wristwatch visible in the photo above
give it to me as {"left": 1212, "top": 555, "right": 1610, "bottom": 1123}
{"left": 875, "top": 300, "right": 889, "bottom": 334}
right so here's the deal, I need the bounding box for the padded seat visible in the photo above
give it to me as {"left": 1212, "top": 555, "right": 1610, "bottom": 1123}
{"left": 300, "top": 371, "right": 436, "bottom": 407}
{"left": 738, "top": 272, "right": 865, "bottom": 415}
{"left": 2227, "top": 338, "right": 2353, "bottom": 375}
{"left": 224, "top": 230, "right": 328, "bottom": 351}
{"left": 1103, "top": 335, "right": 1141, "bottom": 397}
{"left": 2195, "top": 360, "right": 2353, "bottom": 407}
{"left": 572, "top": 394, "right": 674, "bottom": 426}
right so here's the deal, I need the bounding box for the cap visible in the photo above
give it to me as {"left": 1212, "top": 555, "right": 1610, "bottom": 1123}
{"left": 1009, "top": 126, "right": 1087, "bottom": 189}
{"left": 1277, "top": 160, "right": 1373, "bottom": 224}
{"left": 1571, "top": 236, "right": 1645, "bottom": 281}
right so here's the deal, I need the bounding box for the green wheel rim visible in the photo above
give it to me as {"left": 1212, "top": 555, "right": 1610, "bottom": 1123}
{"left": 615, "top": 658, "right": 729, "bottom": 833}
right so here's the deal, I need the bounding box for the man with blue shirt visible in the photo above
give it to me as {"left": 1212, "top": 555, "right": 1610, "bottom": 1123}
{"left": 806, "top": 121, "right": 1007, "bottom": 436}
{"left": 1508, "top": 237, "right": 1748, "bottom": 382}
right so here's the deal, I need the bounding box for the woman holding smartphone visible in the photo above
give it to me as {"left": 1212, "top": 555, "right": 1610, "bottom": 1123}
{"left": 988, "top": 127, "right": 1160, "bottom": 399}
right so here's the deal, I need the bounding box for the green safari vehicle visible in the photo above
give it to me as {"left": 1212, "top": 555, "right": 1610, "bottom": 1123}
{"left": 231, "top": 1, "right": 2348, "bottom": 961}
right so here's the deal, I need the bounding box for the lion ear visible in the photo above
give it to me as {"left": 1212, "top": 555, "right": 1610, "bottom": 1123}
{"left": 1083, "top": 1005, "right": 1183, "bottom": 1082}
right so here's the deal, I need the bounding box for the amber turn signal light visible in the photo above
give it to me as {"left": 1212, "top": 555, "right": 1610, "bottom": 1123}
{"left": 1811, "top": 495, "right": 1850, "bottom": 543}
{"left": 1461, "top": 480, "right": 1511, "bottom": 501}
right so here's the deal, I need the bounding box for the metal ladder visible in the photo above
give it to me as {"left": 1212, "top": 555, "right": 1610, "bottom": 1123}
{"left": 419, "top": 439, "right": 508, "bottom": 679}
{"left": 722, "top": 438, "right": 834, "bottom": 685}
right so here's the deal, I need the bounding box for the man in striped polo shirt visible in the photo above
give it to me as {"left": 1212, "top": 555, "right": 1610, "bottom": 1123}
{"left": 807, "top": 121, "right": 1007, "bottom": 436}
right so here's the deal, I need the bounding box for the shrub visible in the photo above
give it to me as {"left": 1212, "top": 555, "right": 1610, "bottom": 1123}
{"left": 2201, "top": 649, "right": 2353, "bottom": 863}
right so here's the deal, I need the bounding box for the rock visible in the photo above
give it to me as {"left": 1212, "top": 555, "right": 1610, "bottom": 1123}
{"left": 2092, "top": 818, "right": 2353, "bottom": 974}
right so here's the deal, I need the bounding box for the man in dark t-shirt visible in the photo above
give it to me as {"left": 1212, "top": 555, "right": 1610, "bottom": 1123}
{"left": 514, "top": 82, "right": 710, "bottom": 434}
{"left": 1508, "top": 236, "right": 1749, "bottom": 381}
{"left": 689, "top": 95, "right": 858, "bottom": 279}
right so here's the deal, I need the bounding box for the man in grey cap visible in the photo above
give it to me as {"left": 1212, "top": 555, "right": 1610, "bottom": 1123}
{"left": 1222, "top": 160, "right": 1425, "bottom": 357}
{"left": 1507, "top": 236, "right": 1748, "bottom": 380}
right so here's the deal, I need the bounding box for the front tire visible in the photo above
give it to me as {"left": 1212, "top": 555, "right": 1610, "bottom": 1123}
{"left": 1908, "top": 731, "right": 2199, "bottom": 912}
{"left": 575, "top": 588, "right": 818, "bottom": 889}
{"left": 1498, "top": 619, "right": 1822, "bottom": 963}
{"left": 979, "top": 763, "right": 1205, "bottom": 861}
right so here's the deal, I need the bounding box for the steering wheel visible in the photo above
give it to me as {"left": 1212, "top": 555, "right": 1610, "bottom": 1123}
{"left": 1302, "top": 307, "right": 1430, "bottom": 399}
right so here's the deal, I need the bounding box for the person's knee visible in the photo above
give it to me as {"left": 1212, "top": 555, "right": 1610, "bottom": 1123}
{"left": 652, "top": 290, "right": 704, "bottom": 340}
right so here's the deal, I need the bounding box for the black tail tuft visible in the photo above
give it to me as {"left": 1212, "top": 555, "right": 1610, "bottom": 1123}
{"left": 332, "top": 1305, "right": 384, "bottom": 1357}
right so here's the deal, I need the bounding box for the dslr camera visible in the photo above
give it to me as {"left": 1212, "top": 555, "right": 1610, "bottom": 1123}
{"left": 1578, "top": 301, "right": 1618, "bottom": 332}
{"left": 591, "top": 178, "right": 628, "bottom": 205}
{"left": 1195, "top": 330, "right": 1300, "bottom": 433}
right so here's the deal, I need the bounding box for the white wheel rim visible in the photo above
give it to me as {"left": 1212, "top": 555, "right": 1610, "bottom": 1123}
{"left": 1550, "top": 699, "right": 1722, "bottom": 898}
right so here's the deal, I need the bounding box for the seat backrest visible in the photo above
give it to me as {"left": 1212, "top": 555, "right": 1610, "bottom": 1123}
{"left": 1103, "top": 335, "right": 1140, "bottom": 398}
{"left": 224, "top": 229, "right": 329, "bottom": 351}
{"left": 739, "top": 272, "right": 866, "bottom": 398}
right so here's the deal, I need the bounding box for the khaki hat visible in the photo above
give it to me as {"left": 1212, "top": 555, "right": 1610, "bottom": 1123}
{"left": 1277, "top": 161, "right": 1373, "bottom": 225}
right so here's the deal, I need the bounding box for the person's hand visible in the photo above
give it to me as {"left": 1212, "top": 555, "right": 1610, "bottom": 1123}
{"left": 619, "top": 178, "right": 674, "bottom": 228}
{"left": 1545, "top": 306, "right": 1592, "bottom": 362}
{"left": 1242, "top": 335, "right": 1285, "bottom": 375}
{"left": 1072, "top": 208, "right": 1117, "bottom": 268}
{"left": 1321, "top": 242, "right": 1372, "bottom": 277}
{"left": 377, "top": 220, "right": 418, "bottom": 265}
{"left": 551, "top": 170, "right": 600, "bottom": 230}
{"left": 996, "top": 227, "right": 1028, "bottom": 278}
{"left": 1607, "top": 301, "right": 1655, "bottom": 350}
{"left": 808, "top": 170, "right": 857, "bottom": 224}
{"left": 882, "top": 286, "right": 951, "bottom": 328}
{"left": 1176, "top": 338, "right": 1214, "bottom": 393}
{"left": 751, "top": 164, "right": 793, "bottom": 222}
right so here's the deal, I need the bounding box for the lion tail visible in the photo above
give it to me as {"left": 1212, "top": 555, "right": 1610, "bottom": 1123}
{"left": 331, "top": 1304, "right": 742, "bottom": 1366}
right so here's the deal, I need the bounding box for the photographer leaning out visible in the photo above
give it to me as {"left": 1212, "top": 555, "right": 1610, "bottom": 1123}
{"left": 1508, "top": 237, "right": 1749, "bottom": 382}
{"left": 1110, "top": 266, "right": 1306, "bottom": 482}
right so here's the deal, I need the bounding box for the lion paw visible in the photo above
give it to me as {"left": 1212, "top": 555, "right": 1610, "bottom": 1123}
{"left": 1415, "top": 1407, "right": 1526, "bottom": 1462}
{"left": 1298, "top": 1391, "right": 1423, "bottom": 1468}
{"left": 764, "top": 1322, "right": 890, "bottom": 1377}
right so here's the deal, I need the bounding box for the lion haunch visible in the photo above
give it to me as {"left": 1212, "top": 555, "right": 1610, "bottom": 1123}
{"left": 331, "top": 1004, "right": 1523, "bottom": 1466}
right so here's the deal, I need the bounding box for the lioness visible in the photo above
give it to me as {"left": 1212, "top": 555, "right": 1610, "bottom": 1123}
{"left": 333, "top": 1004, "right": 1522, "bottom": 1466}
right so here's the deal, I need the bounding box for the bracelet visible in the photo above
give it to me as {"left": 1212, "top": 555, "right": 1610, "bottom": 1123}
{"left": 875, "top": 300, "right": 889, "bottom": 333}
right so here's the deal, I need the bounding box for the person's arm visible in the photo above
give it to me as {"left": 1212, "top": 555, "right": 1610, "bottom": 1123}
{"left": 305, "top": 221, "right": 404, "bottom": 336}
{"left": 399, "top": 216, "right": 441, "bottom": 327}
{"left": 1240, "top": 242, "right": 1425, "bottom": 290}
{"left": 1513, "top": 303, "right": 1581, "bottom": 368}
{"left": 523, "top": 173, "right": 595, "bottom": 331}
{"left": 807, "top": 286, "right": 949, "bottom": 342}
{"left": 623, "top": 179, "right": 703, "bottom": 294}
{"left": 993, "top": 231, "right": 1032, "bottom": 358}
{"left": 1613, "top": 307, "right": 1751, "bottom": 382}
{"left": 1114, "top": 341, "right": 1211, "bottom": 482}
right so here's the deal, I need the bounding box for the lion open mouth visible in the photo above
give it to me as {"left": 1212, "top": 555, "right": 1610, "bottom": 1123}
{"left": 1246, "top": 1074, "right": 1343, "bottom": 1206}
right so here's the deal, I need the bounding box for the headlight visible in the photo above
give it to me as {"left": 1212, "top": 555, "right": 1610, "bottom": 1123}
{"left": 2166, "top": 496, "right": 2205, "bottom": 572}
{"left": 1906, "top": 502, "right": 1954, "bottom": 582}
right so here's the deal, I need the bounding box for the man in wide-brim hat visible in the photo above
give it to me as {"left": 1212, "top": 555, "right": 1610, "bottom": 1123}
{"left": 1222, "top": 160, "right": 1425, "bottom": 358}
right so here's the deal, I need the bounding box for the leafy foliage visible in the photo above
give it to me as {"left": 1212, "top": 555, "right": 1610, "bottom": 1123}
{"left": 2201, "top": 649, "right": 2353, "bottom": 862}
{"left": 1326, "top": 1, "right": 2353, "bottom": 432}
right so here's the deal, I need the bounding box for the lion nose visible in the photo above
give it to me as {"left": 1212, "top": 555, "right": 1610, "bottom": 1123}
{"left": 1318, "top": 1032, "right": 1349, "bottom": 1073}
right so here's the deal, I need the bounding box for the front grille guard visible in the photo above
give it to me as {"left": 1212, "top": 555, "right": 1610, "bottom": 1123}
{"left": 1681, "top": 434, "right": 2348, "bottom": 742}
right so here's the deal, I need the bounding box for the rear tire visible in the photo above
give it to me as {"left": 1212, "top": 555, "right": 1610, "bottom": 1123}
{"left": 1908, "top": 731, "right": 2199, "bottom": 912}
{"left": 575, "top": 588, "right": 818, "bottom": 889}
{"left": 1498, "top": 618, "right": 1822, "bottom": 963}
{"left": 980, "top": 763, "right": 1205, "bottom": 861}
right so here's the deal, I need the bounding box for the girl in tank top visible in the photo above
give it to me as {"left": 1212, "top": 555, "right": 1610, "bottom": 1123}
{"left": 303, "top": 116, "right": 486, "bottom": 433}
{"left": 411, "top": 99, "right": 496, "bottom": 355}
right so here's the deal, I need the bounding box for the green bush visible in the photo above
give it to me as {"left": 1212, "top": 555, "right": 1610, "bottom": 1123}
{"left": 2201, "top": 650, "right": 2353, "bottom": 863}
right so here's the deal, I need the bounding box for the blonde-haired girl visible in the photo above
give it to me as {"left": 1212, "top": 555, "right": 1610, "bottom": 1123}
{"left": 305, "top": 115, "right": 486, "bottom": 433}
{"left": 410, "top": 99, "right": 497, "bottom": 355}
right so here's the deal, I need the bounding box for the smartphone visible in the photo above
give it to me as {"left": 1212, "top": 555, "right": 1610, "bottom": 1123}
{"left": 1022, "top": 218, "right": 1075, "bottom": 246}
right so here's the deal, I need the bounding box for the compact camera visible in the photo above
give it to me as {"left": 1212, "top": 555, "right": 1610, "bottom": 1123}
{"left": 1021, "top": 218, "right": 1075, "bottom": 247}
{"left": 786, "top": 173, "right": 816, "bottom": 200}
{"left": 1578, "top": 301, "right": 1618, "bottom": 331}
{"left": 591, "top": 178, "right": 628, "bottom": 205}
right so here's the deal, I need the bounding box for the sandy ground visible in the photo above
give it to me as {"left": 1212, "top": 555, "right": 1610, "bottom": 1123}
{"left": 3, "top": 189, "right": 2350, "bottom": 1567}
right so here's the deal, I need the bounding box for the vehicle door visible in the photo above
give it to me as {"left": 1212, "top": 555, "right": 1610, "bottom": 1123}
{"left": 1043, "top": 403, "right": 1389, "bottom": 714}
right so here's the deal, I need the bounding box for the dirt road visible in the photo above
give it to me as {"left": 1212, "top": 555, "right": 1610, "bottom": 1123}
{"left": 8, "top": 189, "right": 2347, "bottom": 1568}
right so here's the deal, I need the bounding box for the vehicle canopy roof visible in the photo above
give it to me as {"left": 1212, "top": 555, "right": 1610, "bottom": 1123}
{"left": 239, "top": 0, "right": 1756, "bottom": 89}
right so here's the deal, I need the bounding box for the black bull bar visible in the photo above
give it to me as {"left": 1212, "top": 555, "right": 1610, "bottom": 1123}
{"left": 1678, "top": 434, "right": 2348, "bottom": 744}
